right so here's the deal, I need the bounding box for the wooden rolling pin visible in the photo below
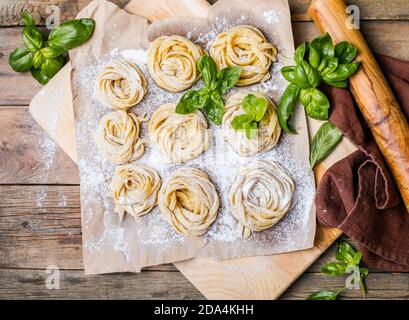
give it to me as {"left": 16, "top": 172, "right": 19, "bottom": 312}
{"left": 309, "top": 0, "right": 409, "bottom": 212}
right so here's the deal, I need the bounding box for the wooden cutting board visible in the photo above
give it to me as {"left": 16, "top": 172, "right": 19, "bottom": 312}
{"left": 29, "top": 0, "right": 355, "bottom": 299}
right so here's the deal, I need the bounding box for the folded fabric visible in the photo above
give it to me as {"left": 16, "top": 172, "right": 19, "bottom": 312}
{"left": 316, "top": 54, "right": 409, "bottom": 271}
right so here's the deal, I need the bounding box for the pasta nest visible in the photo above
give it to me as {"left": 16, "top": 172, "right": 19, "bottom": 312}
{"left": 158, "top": 167, "right": 219, "bottom": 237}
{"left": 229, "top": 160, "right": 294, "bottom": 239}
{"left": 209, "top": 25, "right": 277, "bottom": 86}
{"left": 148, "top": 103, "right": 212, "bottom": 163}
{"left": 95, "top": 110, "right": 147, "bottom": 164}
{"left": 147, "top": 35, "right": 204, "bottom": 92}
{"left": 96, "top": 60, "right": 147, "bottom": 110}
{"left": 222, "top": 90, "right": 281, "bottom": 156}
{"left": 111, "top": 164, "right": 161, "bottom": 222}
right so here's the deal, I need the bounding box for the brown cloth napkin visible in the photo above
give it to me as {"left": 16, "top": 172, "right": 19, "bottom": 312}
{"left": 316, "top": 54, "right": 409, "bottom": 272}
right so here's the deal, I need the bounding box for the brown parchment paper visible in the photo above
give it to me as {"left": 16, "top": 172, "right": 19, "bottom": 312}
{"left": 70, "top": 0, "right": 316, "bottom": 275}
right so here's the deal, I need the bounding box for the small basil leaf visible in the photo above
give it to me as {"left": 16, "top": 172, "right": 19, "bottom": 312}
{"left": 322, "top": 62, "right": 360, "bottom": 82}
{"left": 281, "top": 66, "right": 296, "bottom": 83}
{"left": 216, "top": 66, "right": 241, "bottom": 94}
{"left": 360, "top": 267, "right": 369, "bottom": 277}
{"left": 321, "top": 262, "right": 347, "bottom": 276}
{"left": 197, "top": 55, "right": 217, "bottom": 86}
{"left": 41, "top": 56, "right": 64, "bottom": 78}
{"left": 31, "top": 67, "right": 50, "bottom": 85}
{"left": 318, "top": 56, "right": 328, "bottom": 73}
{"left": 32, "top": 51, "right": 43, "bottom": 69}
{"left": 321, "top": 57, "right": 338, "bottom": 76}
{"left": 351, "top": 251, "right": 362, "bottom": 266}
{"left": 310, "top": 122, "right": 343, "bottom": 168}
{"left": 175, "top": 90, "right": 202, "bottom": 114}
{"left": 245, "top": 121, "right": 258, "bottom": 139}
{"left": 307, "top": 290, "right": 340, "bottom": 300}
{"left": 311, "top": 32, "right": 334, "bottom": 58}
{"left": 335, "top": 241, "right": 357, "bottom": 264}
{"left": 335, "top": 41, "right": 357, "bottom": 64}
{"left": 21, "top": 11, "right": 35, "bottom": 26}
{"left": 40, "top": 46, "right": 64, "bottom": 59}
{"left": 48, "top": 18, "right": 95, "bottom": 51}
{"left": 242, "top": 94, "right": 257, "bottom": 115}
{"left": 22, "top": 25, "right": 43, "bottom": 51}
{"left": 300, "top": 88, "right": 329, "bottom": 120}
{"left": 9, "top": 48, "right": 34, "bottom": 72}
{"left": 294, "top": 61, "right": 321, "bottom": 88}
{"left": 294, "top": 42, "right": 308, "bottom": 64}
{"left": 324, "top": 80, "right": 348, "bottom": 88}
{"left": 277, "top": 84, "right": 300, "bottom": 134}
{"left": 204, "top": 93, "right": 224, "bottom": 125}
{"left": 253, "top": 97, "right": 268, "bottom": 122}
{"left": 309, "top": 46, "right": 321, "bottom": 69}
{"left": 231, "top": 114, "right": 253, "bottom": 130}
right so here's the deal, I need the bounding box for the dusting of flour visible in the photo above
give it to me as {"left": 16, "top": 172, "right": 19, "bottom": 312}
{"left": 75, "top": 12, "right": 315, "bottom": 265}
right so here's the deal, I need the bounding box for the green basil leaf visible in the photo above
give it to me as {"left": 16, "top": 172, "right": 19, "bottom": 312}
{"left": 48, "top": 18, "right": 95, "bottom": 51}
{"left": 309, "top": 46, "right": 321, "bottom": 69}
{"left": 351, "top": 251, "right": 362, "bottom": 266}
{"left": 318, "top": 56, "right": 328, "bottom": 73}
{"left": 216, "top": 66, "right": 241, "bottom": 94}
{"left": 242, "top": 94, "right": 257, "bottom": 115}
{"left": 41, "top": 56, "right": 64, "bottom": 79}
{"left": 311, "top": 32, "right": 334, "bottom": 58}
{"left": 335, "top": 41, "right": 357, "bottom": 64}
{"left": 198, "top": 55, "right": 217, "bottom": 86}
{"left": 322, "top": 62, "right": 360, "bottom": 82}
{"left": 253, "top": 97, "right": 268, "bottom": 122}
{"left": 31, "top": 67, "right": 50, "bottom": 85}
{"left": 175, "top": 90, "right": 203, "bottom": 114}
{"left": 335, "top": 241, "right": 357, "bottom": 264}
{"left": 324, "top": 79, "right": 348, "bottom": 88}
{"left": 40, "top": 46, "right": 64, "bottom": 59}
{"left": 281, "top": 66, "right": 296, "bottom": 83}
{"left": 360, "top": 267, "right": 369, "bottom": 277}
{"left": 21, "top": 11, "right": 35, "bottom": 26}
{"left": 321, "top": 262, "right": 347, "bottom": 276}
{"left": 307, "top": 290, "right": 340, "bottom": 300}
{"left": 294, "top": 61, "right": 321, "bottom": 88}
{"left": 9, "top": 48, "right": 34, "bottom": 72}
{"left": 22, "top": 26, "right": 43, "bottom": 51}
{"left": 299, "top": 88, "right": 329, "bottom": 120}
{"left": 321, "top": 57, "right": 338, "bottom": 76}
{"left": 277, "top": 84, "right": 300, "bottom": 134}
{"left": 32, "top": 50, "right": 43, "bottom": 69}
{"left": 203, "top": 93, "right": 224, "bottom": 125}
{"left": 310, "top": 122, "right": 343, "bottom": 168}
{"left": 245, "top": 121, "right": 258, "bottom": 139}
{"left": 294, "top": 42, "right": 308, "bottom": 64}
{"left": 231, "top": 114, "right": 253, "bottom": 130}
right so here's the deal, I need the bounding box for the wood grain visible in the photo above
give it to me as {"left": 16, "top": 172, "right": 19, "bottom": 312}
{"left": 0, "top": 107, "right": 78, "bottom": 184}
{"left": 2, "top": 21, "right": 408, "bottom": 106}
{"left": 1, "top": 0, "right": 408, "bottom": 26}
{"left": 310, "top": 0, "right": 409, "bottom": 212}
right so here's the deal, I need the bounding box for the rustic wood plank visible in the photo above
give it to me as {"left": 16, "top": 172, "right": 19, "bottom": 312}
{"left": 0, "top": 267, "right": 407, "bottom": 299}
{"left": 0, "top": 184, "right": 395, "bottom": 274}
{"left": 1, "top": 21, "right": 408, "bottom": 106}
{"left": 0, "top": 107, "right": 79, "bottom": 184}
{"left": 281, "top": 272, "right": 409, "bottom": 300}
{"left": 0, "top": 268, "right": 205, "bottom": 299}
{"left": 0, "top": 0, "right": 408, "bottom": 26}
{"left": 0, "top": 184, "right": 175, "bottom": 271}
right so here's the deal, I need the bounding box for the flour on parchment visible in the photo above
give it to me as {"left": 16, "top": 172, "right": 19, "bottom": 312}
{"left": 75, "top": 12, "right": 315, "bottom": 265}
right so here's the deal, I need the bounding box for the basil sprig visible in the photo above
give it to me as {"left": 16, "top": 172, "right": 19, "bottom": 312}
{"left": 9, "top": 11, "right": 95, "bottom": 85}
{"left": 175, "top": 56, "right": 241, "bottom": 125}
{"left": 278, "top": 33, "right": 360, "bottom": 168}
{"left": 307, "top": 241, "right": 369, "bottom": 300}
{"left": 231, "top": 94, "right": 268, "bottom": 139}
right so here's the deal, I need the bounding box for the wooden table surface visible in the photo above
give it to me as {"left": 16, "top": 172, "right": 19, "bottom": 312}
{"left": 0, "top": 0, "right": 408, "bottom": 300}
